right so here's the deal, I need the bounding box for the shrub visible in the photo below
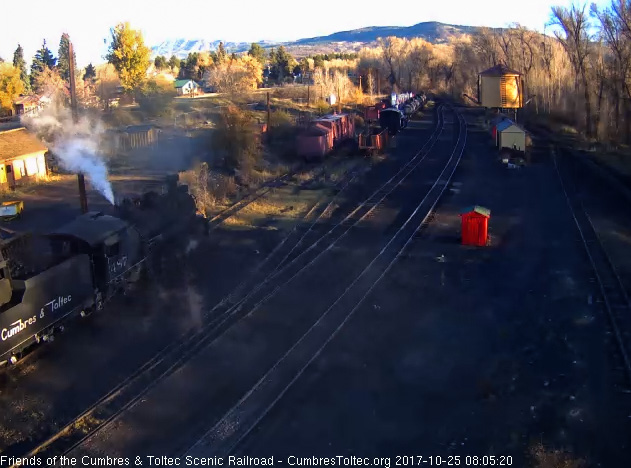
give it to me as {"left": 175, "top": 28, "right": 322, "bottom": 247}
{"left": 315, "top": 99, "right": 330, "bottom": 115}
{"left": 180, "top": 162, "right": 239, "bottom": 215}
{"left": 137, "top": 78, "right": 176, "bottom": 117}
{"left": 212, "top": 105, "right": 262, "bottom": 174}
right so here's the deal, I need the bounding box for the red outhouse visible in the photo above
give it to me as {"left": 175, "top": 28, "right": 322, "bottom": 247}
{"left": 460, "top": 206, "right": 491, "bottom": 246}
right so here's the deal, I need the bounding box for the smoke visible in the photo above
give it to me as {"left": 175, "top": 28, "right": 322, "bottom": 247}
{"left": 22, "top": 104, "right": 115, "bottom": 204}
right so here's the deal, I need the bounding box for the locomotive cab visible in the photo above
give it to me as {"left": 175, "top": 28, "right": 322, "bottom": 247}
{"left": 48, "top": 212, "right": 143, "bottom": 305}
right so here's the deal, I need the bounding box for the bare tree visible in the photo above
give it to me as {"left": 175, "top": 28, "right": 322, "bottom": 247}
{"left": 551, "top": 3, "right": 593, "bottom": 136}
{"left": 593, "top": 0, "right": 631, "bottom": 141}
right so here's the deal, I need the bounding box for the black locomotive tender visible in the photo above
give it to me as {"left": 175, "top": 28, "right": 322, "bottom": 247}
{"left": 378, "top": 93, "right": 427, "bottom": 135}
{"left": 0, "top": 175, "right": 206, "bottom": 366}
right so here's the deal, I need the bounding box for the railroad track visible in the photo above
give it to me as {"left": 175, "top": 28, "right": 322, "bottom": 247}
{"left": 183, "top": 107, "right": 468, "bottom": 456}
{"left": 11, "top": 106, "right": 447, "bottom": 463}
{"left": 207, "top": 160, "right": 344, "bottom": 230}
{"left": 553, "top": 149, "right": 631, "bottom": 390}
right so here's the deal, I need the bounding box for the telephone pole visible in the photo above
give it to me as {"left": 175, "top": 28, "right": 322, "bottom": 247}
{"left": 68, "top": 41, "right": 88, "bottom": 214}
{"left": 266, "top": 92, "right": 271, "bottom": 131}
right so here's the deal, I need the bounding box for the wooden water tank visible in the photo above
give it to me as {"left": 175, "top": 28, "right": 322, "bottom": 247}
{"left": 478, "top": 64, "right": 524, "bottom": 109}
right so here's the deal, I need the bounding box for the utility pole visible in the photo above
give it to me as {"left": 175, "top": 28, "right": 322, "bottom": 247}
{"left": 377, "top": 69, "right": 380, "bottom": 96}
{"left": 68, "top": 41, "right": 88, "bottom": 214}
{"left": 307, "top": 85, "right": 310, "bottom": 106}
{"left": 266, "top": 92, "right": 270, "bottom": 131}
{"left": 359, "top": 75, "right": 362, "bottom": 93}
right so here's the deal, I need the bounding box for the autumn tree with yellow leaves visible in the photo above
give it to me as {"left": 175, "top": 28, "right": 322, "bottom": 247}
{"left": 106, "top": 22, "right": 151, "bottom": 92}
{"left": 0, "top": 63, "right": 24, "bottom": 115}
{"left": 206, "top": 55, "right": 263, "bottom": 94}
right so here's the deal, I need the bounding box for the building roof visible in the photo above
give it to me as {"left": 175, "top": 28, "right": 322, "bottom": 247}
{"left": 0, "top": 128, "right": 48, "bottom": 162}
{"left": 125, "top": 124, "right": 158, "bottom": 134}
{"left": 174, "top": 79, "right": 198, "bottom": 88}
{"left": 460, "top": 206, "right": 491, "bottom": 217}
{"left": 495, "top": 119, "right": 515, "bottom": 132}
{"left": 480, "top": 64, "right": 522, "bottom": 77}
{"left": 13, "top": 95, "right": 40, "bottom": 106}
{"left": 496, "top": 120, "right": 526, "bottom": 134}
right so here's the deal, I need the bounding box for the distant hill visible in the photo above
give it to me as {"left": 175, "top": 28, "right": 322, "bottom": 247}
{"left": 287, "top": 21, "right": 477, "bottom": 45}
{"left": 150, "top": 21, "right": 479, "bottom": 59}
{"left": 151, "top": 39, "right": 278, "bottom": 59}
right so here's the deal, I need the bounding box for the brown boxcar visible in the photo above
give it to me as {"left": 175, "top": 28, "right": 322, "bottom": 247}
{"left": 297, "top": 125, "right": 332, "bottom": 160}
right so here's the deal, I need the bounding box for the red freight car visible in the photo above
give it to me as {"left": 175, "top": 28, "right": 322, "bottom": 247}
{"left": 297, "top": 113, "right": 356, "bottom": 161}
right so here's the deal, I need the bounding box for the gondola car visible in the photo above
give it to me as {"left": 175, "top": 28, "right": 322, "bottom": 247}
{"left": 0, "top": 176, "right": 205, "bottom": 366}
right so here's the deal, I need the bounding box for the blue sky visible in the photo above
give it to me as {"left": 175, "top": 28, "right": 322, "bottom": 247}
{"left": 0, "top": 0, "right": 611, "bottom": 68}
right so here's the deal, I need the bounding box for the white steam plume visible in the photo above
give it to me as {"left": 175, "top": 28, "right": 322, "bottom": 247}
{"left": 22, "top": 104, "right": 115, "bottom": 204}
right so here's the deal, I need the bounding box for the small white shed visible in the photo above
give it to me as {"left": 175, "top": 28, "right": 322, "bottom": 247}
{"left": 496, "top": 120, "right": 527, "bottom": 152}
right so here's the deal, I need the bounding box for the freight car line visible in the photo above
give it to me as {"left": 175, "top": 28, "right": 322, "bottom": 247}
{"left": 552, "top": 150, "right": 631, "bottom": 389}
{"left": 15, "top": 108, "right": 445, "bottom": 464}
{"left": 184, "top": 108, "right": 468, "bottom": 457}
{"left": 195, "top": 105, "right": 444, "bottom": 327}
{"left": 64, "top": 106, "right": 450, "bottom": 459}
{"left": 217, "top": 105, "right": 447, "bottom": 317}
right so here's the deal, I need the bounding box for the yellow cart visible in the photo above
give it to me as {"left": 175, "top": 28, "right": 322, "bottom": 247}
{"left": 0, "top": 201, "right": 24, "bottom": 221}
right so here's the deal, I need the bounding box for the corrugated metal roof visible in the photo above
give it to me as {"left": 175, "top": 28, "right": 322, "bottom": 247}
{"left": 497, "top": 121, "right": 525, "bottom": 134}
{"left": 460, "top": 206, "right": 491, "bottom": 217}
{"left": 125, "top": 125, "right": 158, "bottom": 134}
{"left": 480, "top": 64, "right": 522, "bottom": 77}
{"left": 0, "top": 127, "right": 48, "bottom": 162}
{"left": 491, "top": 115, "right": 508, "bottom": 125}
{"left": 495, "top": 119, "right": 514, "bottom": 132}
{"left": 174, "top": 79, "right": 198, "bottom": 88}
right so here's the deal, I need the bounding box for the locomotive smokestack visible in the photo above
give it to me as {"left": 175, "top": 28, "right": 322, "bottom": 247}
{"left": 68, "top": 40, "right": 89, "bottom": 214}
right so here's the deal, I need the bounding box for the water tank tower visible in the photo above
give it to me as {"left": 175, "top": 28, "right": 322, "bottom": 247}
{"left": 478, "top": 64, "right": 524, "bottom": 109}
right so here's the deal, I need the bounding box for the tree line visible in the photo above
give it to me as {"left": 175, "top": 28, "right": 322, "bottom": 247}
{"left": 0, "top": 35, "right": 98, "bottom": 114}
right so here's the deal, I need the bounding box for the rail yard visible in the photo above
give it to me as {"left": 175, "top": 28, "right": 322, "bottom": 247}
{"left": 0, "top": 99, "right": 630, "bottom": 468}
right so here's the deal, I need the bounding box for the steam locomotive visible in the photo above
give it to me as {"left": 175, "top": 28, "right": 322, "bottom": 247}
{"left": 0, "top": 175, "right": 206, "bottom": 366}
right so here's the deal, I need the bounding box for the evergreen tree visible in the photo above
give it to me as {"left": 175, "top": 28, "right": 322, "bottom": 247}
{"left": 217, "top": 41, "right": 227, "bottom": 63}
{"left": 248, "top": 43, "right": 266, "bottom": 64}
{"left": 12, "top": 44, "right": 29, "bottom": 92}
{"left": 57, "top": 33, "right": 74, "bottom": 82}
{"left": 83, "top": 63, "right": 96, "bottom": 81}
{"left": 154, "top": 55, "right": 167, "bottom": 69}
{"left": 30, "top": 40, "right": 56, "bottom": 87}
{"left": 313, "top": 55, "right": 325, "bottom": 69}
{"left": 168, "top": 54, "right": 179, "bottom": 71}
{"left": 270, "top": 46, "right": 295, "bottom": 82}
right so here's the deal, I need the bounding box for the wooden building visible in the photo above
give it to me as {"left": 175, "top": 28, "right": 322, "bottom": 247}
{"left": 0, "top": 128, "right": 48, "bottom": 188}
{"left": 174, "top": 80, "right": 200, "bottom": 95}
{"left": 478, "top": 64, "right": 524, "bottom": 109}
{"left": 106, "top": 125, "right": 160, "bottom": 152}
{"left": 496, "top": 119, "right": 528, "bottom": 152}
